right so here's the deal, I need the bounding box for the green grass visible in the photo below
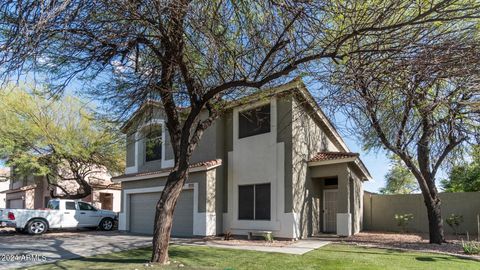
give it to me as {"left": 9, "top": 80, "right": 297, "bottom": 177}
{"left": 26, "top": 244, "right": 479, "bottom": 270}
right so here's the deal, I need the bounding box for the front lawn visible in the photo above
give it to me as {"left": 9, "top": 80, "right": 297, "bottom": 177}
{"left": 27, "top": 244, "right": 479, "bottom": 270}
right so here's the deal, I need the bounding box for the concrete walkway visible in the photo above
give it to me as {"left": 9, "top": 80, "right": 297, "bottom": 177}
{"left": 173, "top": 238, "right": 331, "bottom": 255}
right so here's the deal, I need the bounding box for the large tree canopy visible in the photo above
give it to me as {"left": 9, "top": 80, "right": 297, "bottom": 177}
{"left": 324, "top": 33, "right": 480, "bottom": 243}
{"left": 0, "top": 86, "right": 125, "bottom": 198}
{"left": 1, "top": 0, "right": 480, "bottom": 262}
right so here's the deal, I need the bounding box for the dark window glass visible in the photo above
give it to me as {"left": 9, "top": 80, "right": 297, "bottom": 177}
{"left": 238, "top": 185, "right": 254, "bottom": 220}
{"left": 65, "top": 201, "right": 76, "bottom": 210}
{"left": 126, "top": 133, "right": 136, "bottom": 167}
{"left": 145, "top": 127, "right": 162, "bottom": 162}
{"left": 47, "top": 200, "right": 59, "bottom": 210}
{"left": 78, "top": 202, "right": 95, "bottom": 211}
{"left": 255, "top": 184, "right": 271, "bottom": 220}
{"left": 324, "top": 178, "right": 338, "bottom": 186}
{"left": 238, "top": 183, "right": 271, "bottom": 220}
{"left": 239, "top": 104, "right": 271, "bottom": 138}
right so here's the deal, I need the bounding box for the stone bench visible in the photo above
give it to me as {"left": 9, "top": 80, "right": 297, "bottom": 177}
{"left": 247, "top": 230, "right": 273, "bottom": 240}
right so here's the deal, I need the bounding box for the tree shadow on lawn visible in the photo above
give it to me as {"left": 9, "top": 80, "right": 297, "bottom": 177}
{"left": 44, "top": 248, "right": 150, "bottom": 270}
{"left": 168, "top": 247, "right": 234, "bottom": 264}
{"left": 322, "top": 246, "right": 477, "bottom": 263}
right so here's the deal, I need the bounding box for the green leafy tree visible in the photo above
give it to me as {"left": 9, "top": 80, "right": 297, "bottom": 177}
{"left": 441, "top": 146, "right": 480, "bottom": 192}
{"left": 380, "top": 156, "right": 418, "bottom": 194}
{"left": 0, "top": 86, "right": 125, "bottom": 199}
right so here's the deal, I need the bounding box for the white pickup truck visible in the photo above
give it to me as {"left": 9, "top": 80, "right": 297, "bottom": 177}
{"left": 0, "top": 199, "right": 117, "bottom": 234}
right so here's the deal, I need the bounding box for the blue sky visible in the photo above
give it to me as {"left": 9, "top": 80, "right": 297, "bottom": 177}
{"left": 342, "top": 137, "right": 390, "bottom": 192}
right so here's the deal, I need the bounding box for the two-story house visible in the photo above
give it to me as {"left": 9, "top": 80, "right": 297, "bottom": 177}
{"left": 113, "top": 78, "right": 372, "bottom": 239}
{"left": 4, "top": 167, "right": 121, "bottom": 212}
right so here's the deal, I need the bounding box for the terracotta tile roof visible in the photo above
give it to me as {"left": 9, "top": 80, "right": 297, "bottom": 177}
{"left": 309, "top": 152, "right": 359, "bottom": 162}
{"left": 112, "top": 159, "right": 222, "bottom": 180}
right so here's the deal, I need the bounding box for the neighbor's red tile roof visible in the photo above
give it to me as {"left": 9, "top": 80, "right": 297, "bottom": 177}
{"left": 112, "top": 159, "right": 222, "bottom": 180}
{"left": 310, "top": 152, "right": 359, "bottom": 162}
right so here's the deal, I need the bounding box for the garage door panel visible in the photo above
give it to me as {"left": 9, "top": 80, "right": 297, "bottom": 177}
{"left": 129, "top": 190, "right": 194, "bottom": 236}
{"left": 8, "top": 199, "right": 23, "bottom": 209}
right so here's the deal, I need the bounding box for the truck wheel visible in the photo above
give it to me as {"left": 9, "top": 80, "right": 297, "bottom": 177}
{"left": 27, "top": 219, "right": 48, "bottom": 235}
{"left": 99, "top": 218, "right": 114, "bottom": 231}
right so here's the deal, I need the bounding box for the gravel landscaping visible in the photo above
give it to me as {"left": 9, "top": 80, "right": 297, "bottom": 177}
{"left": 322, "top": 231, "right": 480, "bottom": 260}
{"left": 203, "top": 236, "right": 295, "bottom": 247}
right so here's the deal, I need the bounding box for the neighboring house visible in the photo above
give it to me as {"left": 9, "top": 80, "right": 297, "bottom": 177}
{"left": 4, "top": 167, "right": 121, "bottom": 212}
{"left": 0, "top": 168, "right": 10, "bottom": 208}
{"left": 113, "top": 78, "right": 372, "bottom": 239}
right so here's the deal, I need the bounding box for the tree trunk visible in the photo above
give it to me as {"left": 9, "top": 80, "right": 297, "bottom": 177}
{"left": 151, "top": 168, "right": 188, "bottom": 264}
{"left": 421, "top": 192, "right": 446, "bottom": 244}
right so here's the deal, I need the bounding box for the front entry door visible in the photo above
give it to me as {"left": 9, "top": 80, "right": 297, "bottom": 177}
{"left": 323, "top": 189, "right": 338, "bottom": 233}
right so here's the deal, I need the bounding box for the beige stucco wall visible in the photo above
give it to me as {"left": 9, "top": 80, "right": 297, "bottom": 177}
{"left": 91, "top": 189, "right": 122, "bottom": 212}
{"left": 291, "top": 97, "right": 341, "bottom": 238}
{"left": 24, "top": 189, "right": 35, "bottom": 209}
{"left": 350, "top": 169, "right": 364, "bottom": 234}
{"left": 0, "top": 179, "right": 9, "bottom": 208}
{"left": 364, "top": 192, "right": 480, "bottom": 234}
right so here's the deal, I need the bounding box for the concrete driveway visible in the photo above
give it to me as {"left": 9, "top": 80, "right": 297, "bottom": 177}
{"left": 0, "top": 229, "right": 152, "bottom": 269}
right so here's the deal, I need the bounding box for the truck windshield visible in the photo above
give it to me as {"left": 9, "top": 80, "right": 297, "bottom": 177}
{"left": 47, "top": 200, "right": 60, "bottom": 210}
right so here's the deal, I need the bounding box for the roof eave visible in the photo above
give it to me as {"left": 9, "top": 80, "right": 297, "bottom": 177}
{"left": 354, "top": 158, "right": 373, "bottom": 181}
{"left": 308, "top": 157, "right": 372, "bottom": 181}
{"left": 112, "top": 163, "right": 222, "bottom": 183}
{"left": 120, "top": 100, "right": 163, "bottom": 133}
{"left": 307, "top": 157, "right": 357, "bottom": 167}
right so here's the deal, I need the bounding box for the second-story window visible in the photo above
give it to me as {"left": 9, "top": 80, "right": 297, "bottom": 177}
{"left": 238, "top": 104, "right": 271, "bottom": 139}
{"left": 145, "top": 126, "right": 162, "bottom": 162}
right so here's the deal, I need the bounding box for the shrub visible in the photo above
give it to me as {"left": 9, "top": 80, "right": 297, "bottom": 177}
{"left": 446, "top": 214, "right": 464, "bottom": 235}
{"left": 223, "top": 231, "right": 234, "bottom": 241}
{"left": 462, "top": 240, "right": 480, "bottom": 254}
{"left": 394, "top": 213, "right": 414, "bottom": 233}
{"left": 263, "top": 232, "right": 273, "bottom": 242}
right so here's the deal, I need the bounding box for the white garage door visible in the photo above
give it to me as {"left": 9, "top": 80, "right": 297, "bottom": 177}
{"left": 129, "top": 190, "right": 194, "bottom": 237}
{"left": 8, "top": 199, "right": 23, "bottom": 209}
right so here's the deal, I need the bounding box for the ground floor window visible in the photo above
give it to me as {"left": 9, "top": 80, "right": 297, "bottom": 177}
{"left": 238, "top": 183, "right": 270, "bottom": 220}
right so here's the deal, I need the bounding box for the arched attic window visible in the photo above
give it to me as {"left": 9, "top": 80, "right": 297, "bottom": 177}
{"left": 142, "top": 123, "right": 163, "bottom": 162}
